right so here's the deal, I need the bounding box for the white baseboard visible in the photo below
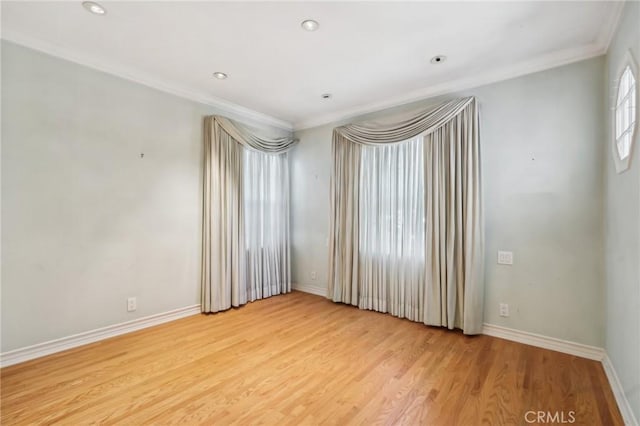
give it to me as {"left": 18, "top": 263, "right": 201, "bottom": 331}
{"left": 482, "top": 323, "right": 605, "bottom": 361}
{"left": 293, "top": 283, "right": 326, "bottom": 297}
{"left": 481, "top": 324, "right": 640, "bottom": 423}
{"left": 602, "top": 354, "right": 639, "bottom": 426}
{"left": 0, "top": 304, "right": 201, "bottom": 368}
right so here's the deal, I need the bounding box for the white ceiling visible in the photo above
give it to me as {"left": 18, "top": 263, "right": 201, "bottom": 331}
{"left": 1, "top": 1, "right": 623, "bottom": 130}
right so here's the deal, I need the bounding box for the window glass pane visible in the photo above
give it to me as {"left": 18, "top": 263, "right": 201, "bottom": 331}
{"left": 359, "top": 137, "right": 425, "bottom": 260}
{"left": 615, "top": 65, "right": 637, "bottom": 162}
{"left": 618, "top": 133, "right": 630, "bottom": 160}
{"left": 630, "top": 86, "right": 636, "bottom": 125}
{"left": 616, "top": 106, "right": 623, "bottom": 139}
{"left": 622, "top": 98, "right": 630, "bottom": 131}
{"left": 243, "top": 148, "right": 288, "bottom": 249}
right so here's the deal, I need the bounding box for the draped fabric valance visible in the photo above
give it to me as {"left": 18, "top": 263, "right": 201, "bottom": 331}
{"left": 202, "top": 115, "right": 296, "bottom": 313}
{"left": 328, "top": 96, "right": 484, "bottom": 335}
{"left": 333, "top": 97, "right": 474, "bottom": 145}
{"left": 208, "top": 116, "right": 298, "bottom": 153}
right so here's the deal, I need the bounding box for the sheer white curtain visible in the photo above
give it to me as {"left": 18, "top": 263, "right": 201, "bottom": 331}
{"left": 243, "top": 148, "right": 290, "bottom": 301}
{"left": 358, "top": 137, "right": 425, "bottom": 320}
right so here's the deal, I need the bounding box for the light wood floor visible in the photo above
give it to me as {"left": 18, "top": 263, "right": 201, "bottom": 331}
{"left": 1, "top": 291, "right": 622, "bottom": 425}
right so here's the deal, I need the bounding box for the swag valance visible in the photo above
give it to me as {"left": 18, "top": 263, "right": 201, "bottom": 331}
{"left": 207, "top": 115, "right": 298, "bottom": 154}
{"left": 333, "top": 97, "right": 475, "bottom": 145}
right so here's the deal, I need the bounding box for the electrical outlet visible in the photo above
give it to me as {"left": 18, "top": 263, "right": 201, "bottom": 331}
{"left": 311, "top": 271, "right": 317, "bottom": 281}
{"left": 499, "top": 303, "right": 509, "bottom": 317}
{"left": 127, "top": 297, "right": 137, "bottom": 312}
{"left": 497, "top": 250, "right": 513, "bottom": 265}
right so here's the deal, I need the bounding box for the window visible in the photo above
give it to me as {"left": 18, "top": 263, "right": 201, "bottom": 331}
{"left": 616, "top": 66, "right": 636, "bottom": 160}
{"left": 243, "top": 148, "right": 288, "bottom": 250}
{"left": 358, "top": 136, "right": 425, "bottom": 261}
{"left": 613, "top": 51, "right": 638, "bottom": 173}
{"left": 242, "top": 148, "right": 289, "bottom": 298}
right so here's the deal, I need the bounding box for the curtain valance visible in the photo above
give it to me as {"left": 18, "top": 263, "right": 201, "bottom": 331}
{"left": 333, "top": 97, "right": 474, "bottom": 145}
{"left": 206, "top": 116, "right": 298, "bottom": 154}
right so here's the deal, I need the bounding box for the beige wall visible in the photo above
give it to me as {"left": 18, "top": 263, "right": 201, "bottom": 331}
{"left": 291, "top": 56, "right": 606, "bottom": 347}
{"left": 604, "top": 1, "right": 640, "bottom": 421}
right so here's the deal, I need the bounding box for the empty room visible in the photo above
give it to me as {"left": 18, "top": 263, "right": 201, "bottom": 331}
{"left": 1, "top": 1, "right": 639, "bottom": 425}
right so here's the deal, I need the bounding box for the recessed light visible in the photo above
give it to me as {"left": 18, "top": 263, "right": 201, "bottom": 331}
{"left": 213, "top": 72, "right": 228, "bottom": 80}
{"left": 301, "top": 19, "right": 320, "bottom": 32}
{"left": 430, "top": 55, "right": 446, "bottom": 64}
{"left": 321, "top": 93, "right": 332, "bottom": 99}
{"left": 82, "top": 1, "right": 106, "bottom": 15}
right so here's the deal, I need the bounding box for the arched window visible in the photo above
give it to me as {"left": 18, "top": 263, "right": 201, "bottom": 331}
{"left": 613, "top": 52, "right": 638, "bottom": 173}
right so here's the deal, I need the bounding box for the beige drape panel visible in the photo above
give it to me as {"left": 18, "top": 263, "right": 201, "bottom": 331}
{"left": 202, "top": 116, "right": 297, "bottom": 313}
{"left": 328, "top": 97, "right": 484, "bottom": 334}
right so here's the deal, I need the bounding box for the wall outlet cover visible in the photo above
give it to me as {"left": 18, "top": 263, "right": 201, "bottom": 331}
{"left": 499, "top": 303, "right": 510, "bottom": 317}
{"left": 127, "top": 297, "right": 137, "bottom": 312}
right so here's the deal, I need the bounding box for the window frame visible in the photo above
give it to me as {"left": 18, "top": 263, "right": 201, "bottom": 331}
{"left": 612, "top": 50, "right": 639, "bottom": 174}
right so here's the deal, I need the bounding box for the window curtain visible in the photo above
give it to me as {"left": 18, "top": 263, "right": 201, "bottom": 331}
{"left": 201, "top": 116, "right": 297, "bottom": 313}
{"left": 358, "top": 137, "right": 426, "bottom": 320}
{"left": 243, "top": 148, "right": 290, "bottom": 301}
{"left": 328, "top": 97, "right": 484, "bottom": 334}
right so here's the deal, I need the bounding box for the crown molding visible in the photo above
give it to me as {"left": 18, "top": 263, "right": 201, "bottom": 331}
{"left": 0, "top": 30, "right": 293, "bottom": 131}
{"left": 294, "top": 43, "right": 607, "bottom": 130}
{"left": 3, "top": 0, "right": 624, "bottom": 134}
{"left": 597, "top": 1, "right": 626, "bottom": 52}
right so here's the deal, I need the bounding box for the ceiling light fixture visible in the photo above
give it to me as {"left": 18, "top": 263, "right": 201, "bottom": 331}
{"left": 430, "top": 55, "right": 447, "bottom": 64}
{"left": 213, "top": 72, "right": 228, "bottom": 80}
{"left": 321, "top": 93, "right": 332, "bottom": 100}
{"left": 301, "top": 19, "right": 320, "bottom": 32}
{"left": 82, "top": 1, "right": 106, "bottom": 15}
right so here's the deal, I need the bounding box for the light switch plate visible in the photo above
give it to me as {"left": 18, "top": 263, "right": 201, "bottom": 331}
{"left": 498, "top": 250, "right": 513, "bottom": 265}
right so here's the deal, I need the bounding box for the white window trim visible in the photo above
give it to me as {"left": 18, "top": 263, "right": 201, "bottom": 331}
{"left": 612, "top": 50, "right": 639, "bottom": 174}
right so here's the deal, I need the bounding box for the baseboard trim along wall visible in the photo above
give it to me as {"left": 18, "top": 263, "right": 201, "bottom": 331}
{"left": 481, "top": 324, "right": 637, "bottom": 425}
{"left": 602, "top": 354, "right": 640, "bottom": 426}
{"left": 0, "top": 304, "right": 201, "bottom": 368}
{"left": 482, "top": 323, "right": 605, "bottom": 360}
{"left": 292, "top": 283, "right": 326, "bottom": 297}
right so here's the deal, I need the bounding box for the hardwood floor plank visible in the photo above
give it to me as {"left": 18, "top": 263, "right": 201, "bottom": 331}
{"left": 1, "top": 291, "right": 624, "bottom": 425}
